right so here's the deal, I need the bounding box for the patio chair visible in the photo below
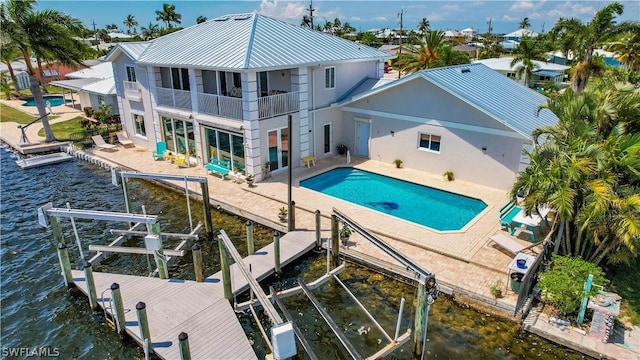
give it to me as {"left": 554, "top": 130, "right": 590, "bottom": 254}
{"left": 116, "top": 131, "right": 134, "bottom": 148}
{"left": 153, "top": 141, "right": 167, "bottom": 161}
{"left": 91, "top": 135, "right": 117, "bottom": 152}
{"left": 489, "top": 234, "right": 539, "bottom": 256}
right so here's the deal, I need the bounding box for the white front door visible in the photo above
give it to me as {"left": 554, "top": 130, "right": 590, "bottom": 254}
{"left": 356, "top": 121, "right": 370, "bottom": 157}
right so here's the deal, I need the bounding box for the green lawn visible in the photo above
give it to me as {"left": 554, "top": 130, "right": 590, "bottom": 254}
{"left": 611, "top": 257, "right": 640, "bottom": 326}
{"left": 0, "top": 104, "right": 37, "bottom": 124}
{"left": 37, "top": 116, "right": 85, "bottom": 140}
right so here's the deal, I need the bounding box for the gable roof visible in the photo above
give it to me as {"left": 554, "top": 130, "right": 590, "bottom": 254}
{"left": 504, "top": 29, "right": 539, "bottom": 38}
{"left": 338, "top": 63, "right": 559, "bottom": 140}
{"left": 135, "top": 13, "right": 391, "bottom": 70}
{"left": 105, "top": 42, "right": 151, "bottom": 62}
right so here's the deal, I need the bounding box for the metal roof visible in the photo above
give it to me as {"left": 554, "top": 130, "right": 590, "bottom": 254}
{"left": 338, "top": 63, "right": 559, "bottom": 140}
{"left": 106, "top": 42, "right": 151, "bottom": 61}
{"left": 137, "top": 13, "right": 391, "bottom": 70}
{"left": 336, "top": 77, "right": 394, "bottom": 102}
{"left": 65, "top": 62, "right": 113, "bottom": 79}
{"left": 51, "top": 77, "right": 116, "bottom": 95}
{"left": 533, "top": 70, "right": 561, "bottom": 77}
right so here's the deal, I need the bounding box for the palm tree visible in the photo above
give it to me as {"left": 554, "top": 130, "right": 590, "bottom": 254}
{"left": 399, "top": 30, "right": 445, "bottom": 73}
{"left": 519, "top": 17, "right": 531, "bottom": 29}
{"left": 511, "top": 86, "right": 640, "bottom": 265}
{"left": 550, "top": 2, "right": 639, "bottom": 93}
{"left": 510, "top": 35, "right": 547, "bottom": 87}
{"left": 323, "top": 21, "right": 333, "bottom": 34}
{"left": 123, "top": 14, "right": 138, "bottom": 34}
{"left": 196, "top": 16, "right": 207, "bottom": 24}
{"left": 141, "top": 22, "right": 160, "bottom": 40}
{"left": 608, "top": 32, "right": 640, "bottom": 71}
{"left": 155, "top": 3, "right": 181, "bottom": 28}
{"left": 1, "top": 0, "right": 87, "bottom": 142}
{"left": 417, "top": 18, "right": 430, "bottom": 39}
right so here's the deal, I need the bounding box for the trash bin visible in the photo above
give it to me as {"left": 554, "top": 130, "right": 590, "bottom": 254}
{"left": 510, "top": 272, "right": 524, "bottom": 292}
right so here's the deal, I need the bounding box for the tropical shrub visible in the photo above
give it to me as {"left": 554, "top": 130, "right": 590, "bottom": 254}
{"left": 537, "top": 255, "right": 609, "bottom": 316}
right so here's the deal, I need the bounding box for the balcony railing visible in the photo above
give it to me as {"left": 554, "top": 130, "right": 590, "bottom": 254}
{"left": 123, "top": 81, "right": 141, "bottom": 101}
{"left": 258, "top": 91, "right": 299, "bottom": 119}
{"left": 197, "top": 92, "right": 243, "bottom": 120}
{"left": 156, "top": 87, "right": 192, "bottom": 110}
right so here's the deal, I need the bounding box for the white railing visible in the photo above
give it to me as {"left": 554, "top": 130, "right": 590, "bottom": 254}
{"left": 198, "top": 92, "right": 243, "bottom": 120}
{"left": 123, "top": 81, "right": 141, "bottom": 101}
{"left": 156, "top": 87, "right": 192, "bottom": 110}
{"left": 258, "top": 91, "right": 299, "bottom": 119}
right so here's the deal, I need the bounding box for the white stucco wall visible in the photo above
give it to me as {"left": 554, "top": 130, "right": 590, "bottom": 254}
{"left": 342, "top": 78, "right": 529, "bottom": 190}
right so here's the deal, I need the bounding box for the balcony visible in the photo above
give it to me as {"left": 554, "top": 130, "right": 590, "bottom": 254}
{"left": 123, "top": 81, "right": 141, "bottom": 102}
{"left": 156, "top": 87, "right": 192, "bottom": 110}
{"left": 197, "top": 92, "right": 243, "bottom": 120}
{"left": 257, "top": 91, "right": 300, "bottom": 119}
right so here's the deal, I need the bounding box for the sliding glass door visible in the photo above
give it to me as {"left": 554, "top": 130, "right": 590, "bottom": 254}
{"left": 267, "top": 127, "right": 288, "bottom": 171}
{"left": 203, "top": 127, "right": 245, "bottom": 172}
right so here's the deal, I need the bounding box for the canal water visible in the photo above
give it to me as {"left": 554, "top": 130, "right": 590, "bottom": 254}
{"left": 0, "top": 147, "right": 589, "bottom": 359}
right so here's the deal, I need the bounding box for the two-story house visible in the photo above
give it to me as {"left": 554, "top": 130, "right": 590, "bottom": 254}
{"left": 106, "top": 13, "right": 391, "bottom": 180}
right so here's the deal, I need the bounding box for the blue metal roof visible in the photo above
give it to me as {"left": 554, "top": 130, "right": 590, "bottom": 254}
{"left": 339, "top": 63, "right": 559, "bottom": 140}
{"left": 136, "top": 13, "right": 391, "bottom": 70}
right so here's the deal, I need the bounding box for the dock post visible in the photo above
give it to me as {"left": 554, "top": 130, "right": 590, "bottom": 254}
{"left": 246, "top": 220, "right": 255, "bottom": 255}
{"left": 110, "top": 283, "right": 126, "bottom": 335}
{"left": 273, "top": 231, "right": 281, "bottom": 275}
{"left": 315, "top": 210, "right": 321, "bottom": 248}
{"left": 289, "top": 200, "right": 296, "bottom": 231}
{"left": 148, "top": 224, "right": 168, "bottom": 280}
{"left": 218, "top": 239, "right": 232, "bottom": 301}
{"left": 136, "top": 302, "right": 152, "bottom": 348}
{"left": 192, "top": 244, "right": 204, "bottom": 282}
{"left": 413, "top": 281, "right": 426, "bottom": 359}
{"left": 178, "top": 332, "right": 191, "bottom": 360}
{"left": 56, "top": 243, "right": 74, "bottom": 288}
{"left": 83, "top": 261, "right": 98, "bottom": 310}
{"left": 330, "top": 214, "right": 340, "bottom": 268}
{"left": 200, "top": 181, "right": 213, "bottom": 239}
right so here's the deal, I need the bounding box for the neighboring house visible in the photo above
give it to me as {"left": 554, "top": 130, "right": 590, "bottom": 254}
{"left": 335, "top": 63, "right": 559, "bottom": 189}
{"left": 106, "top": 13, "right": 391, "bottom": 177}
{"left": 546, "top": 49, "right": 621, "bottom": 67}
{"left": 503, "top": 29, "right": 538, "bottom": 42}
{"left": 473, "top": 57, "right": 569, "bottom": 88}
{"left": 50, "top": 61, "right": 117, "bottom": 115}
{"left": 460, "top": 27, "right": 477, "bottom": 42}
{"left": 443, "top": 30, "right": 466, "bottom": 44}
{"left": 452, "top": 44, "right": 480, "bottom": 60}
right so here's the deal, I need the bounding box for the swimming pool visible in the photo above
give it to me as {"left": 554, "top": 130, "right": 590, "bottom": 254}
{"left": 300, "top": 168, "right": 487, "bottom": 231}
{"left": 22, "top": 95, "right": 67, "bottom": 107}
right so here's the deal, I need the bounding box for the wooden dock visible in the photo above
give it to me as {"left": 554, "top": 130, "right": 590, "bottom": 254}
{"left": 70, "top": 230, "right": 317, "bottom": 359}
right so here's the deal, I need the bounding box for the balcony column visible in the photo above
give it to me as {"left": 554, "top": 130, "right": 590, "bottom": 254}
{"left": 241, "top": 72, "right": 262, "bottom": 180}
{"left": 148, "top": 65, "right": 163, "bottom": 143}
{"left": 292, "top": 68, "right": 310, "bottom": 158}
{"left": 188, "top": 69, "right": 199, "bottom": 114}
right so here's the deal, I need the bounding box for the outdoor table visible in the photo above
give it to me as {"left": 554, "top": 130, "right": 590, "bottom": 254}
{"left": 511, "top": 205, "right": 551, "bottom": 235}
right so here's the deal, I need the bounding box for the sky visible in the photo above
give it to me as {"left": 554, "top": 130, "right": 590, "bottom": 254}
{"left": 37, "top": 0, "right": 640, "bottom": 35}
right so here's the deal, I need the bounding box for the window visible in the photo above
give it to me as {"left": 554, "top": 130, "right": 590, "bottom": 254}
{"left": 98, "top": 95, "right": 105, "bottom": 104}
{"left": 133, "top": 113, "right": 146, "bottom": 137}
{"left": 125, "top": 66, "right": 137, "bottom": 82}
{"left": 171, "top": 68, "right": 190, "bottom": 90}
{"left": 324, "top": 66, "right": 335, "bottom": 89}
{"left": 418, "top": 133, "right": 441, "bottom": 152}
{"left": 323, "top": 123, "right": 332, "bottom": 154}
{"left": 506, "top": 72, "right": 516, "bottom": 79}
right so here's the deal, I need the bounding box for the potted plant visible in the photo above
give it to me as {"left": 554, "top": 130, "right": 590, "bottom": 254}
{"left": 278, "top": 207, "right": 287, "bottom": 222}
{"left": 443, "top": 170, "right": 455, "bottom": 181}
{"left": 337, "top": 144, "right": 347, "bottom": 155}
{"left": 339, "top": 225, "right": 352, "bottom": 245}
{"left": 393, "top": 159, "right": 403, "bottom": 168}
{"left": 490, "top": 279, "right": 504, "bottom": 298}
{"left": 245, "top": 174, "right": 254, "bottom": 187}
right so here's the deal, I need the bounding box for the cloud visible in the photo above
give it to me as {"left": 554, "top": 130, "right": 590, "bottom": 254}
{"left": 373, "top": 16, "right": 388, "bottom": 21}
{"left": 440, "top": 4, "right": 460, "bottom": 12}
{"left": 510, "top": 0, "right": 536, "bottom": 12}
{"left": 350, "top": 16, "right": 362, "bottom": 21}
{"left": 547, "top": 1, "right": 595, "bottom": 18}
{"left": 257, "top": 0, "right": 306, "bottom": 20}
{"left": 502, "top": 15, "right": 519, "bottom": 22}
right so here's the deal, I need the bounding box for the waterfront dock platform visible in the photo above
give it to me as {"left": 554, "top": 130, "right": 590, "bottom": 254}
{"left": 70, "top": 230, "right": 316, "bottom": 360}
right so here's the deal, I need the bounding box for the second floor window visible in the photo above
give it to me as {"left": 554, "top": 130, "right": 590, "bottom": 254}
{"left": 126, "top": 66, "right": 136, "bottom": 82}
{"left": 171, "top": 68, "right": 190, "bottom": 90}
{"left": 325, "top": 67, "right": 335, "bottom": 89}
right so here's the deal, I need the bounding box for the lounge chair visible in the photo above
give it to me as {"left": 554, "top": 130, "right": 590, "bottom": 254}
{"left": 116, "top": 131, "right": 134, "bottom": 148}
{"left": 92, "top": 135, "right": 117, "bottom": 151}
{"left": 153, "top": 141, "right": 167, "bottom": 161}
{"left": 489, "top": 234, "right": 539, "bottom": 256}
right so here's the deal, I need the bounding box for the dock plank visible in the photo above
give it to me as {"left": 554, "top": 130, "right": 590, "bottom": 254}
{"left": 70, "top": 230, "right": 316, "bottom": 359}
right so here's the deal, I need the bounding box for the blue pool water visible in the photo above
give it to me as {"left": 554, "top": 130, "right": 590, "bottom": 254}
{"left": 300, "top": 168, "right": 487, "bottom": 231}
{"left": 22, "top": 95, "right": 67, "bottom": 107}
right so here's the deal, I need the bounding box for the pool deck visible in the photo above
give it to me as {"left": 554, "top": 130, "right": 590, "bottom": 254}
{"left": 3, "top": 101, "right": 638, "bottom": 360}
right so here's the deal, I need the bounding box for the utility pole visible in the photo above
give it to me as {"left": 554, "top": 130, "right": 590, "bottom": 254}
{"left": 398, "top": 9, "right": 404, "bottom": 79}
{"left": 307, "top": 0, "right": 315, "bottom": 29}
{"left": 487, "top": 18, "right": 493, "bottom": 35}
{"left": 92, "top": 19, "right": 99, "bottom": 51}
